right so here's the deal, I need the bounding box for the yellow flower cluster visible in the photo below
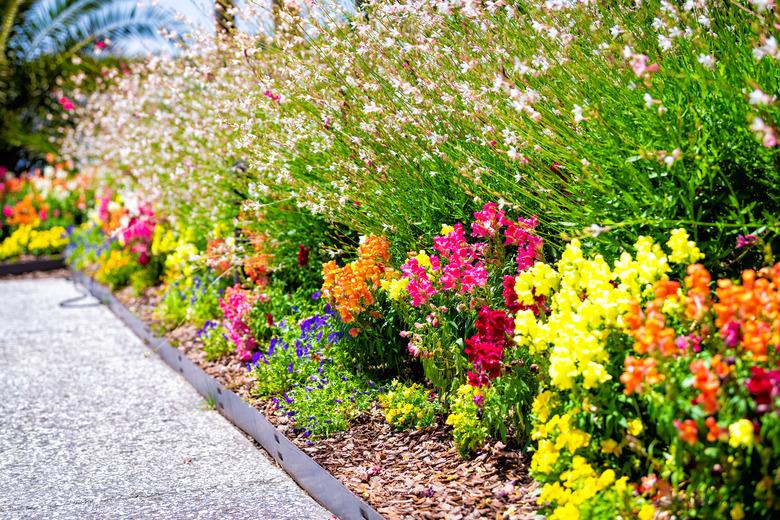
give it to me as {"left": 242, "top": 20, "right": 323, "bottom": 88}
{"left": 0, "top": 225, "right": 68, "bottom": 259}
{"left": 27, "top": 226, "right": 68, "bottom": 255}
{"left": 379, "top": 381, "right": 440, "bottom": 430}
{"left": 667, "top": 228, "right": 704, "bottom": 265}
{"left": 525, "top": 229, "right": 708, "bottom": 519}
{"left": 613, "top": 236, "right": 670, "bottom": 296}
{"left": 515, "top": 239, "right": 636, "bottom": 389}
{"left": 163, "top": 239, "right": 200, "bottom": 285}
{"left": 514, "top": 235, "right": 681, "bottom": 390}
{"left": 445, "top": 384, "right": 490, "bottom": 454}
{"left": 728, "top": 419, "right": 755, "bottom": 448}
{"left": 538, "top": 457, "right": 619, "bottom": 520}
{"left": 0, "top": 225, "right": 33, "bottom": 260}
{"left": 380, "top": 277, "right": 409, "bottom": 300}
{"left": 151, "top": 224, "right": 177, "bottom": 256}
{"left": 96, "top": 249, "right": 133, "bottom": 283}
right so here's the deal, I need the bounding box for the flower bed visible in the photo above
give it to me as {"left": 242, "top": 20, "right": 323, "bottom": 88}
{"left": 0, "top": 162, "right": 92, "bottom": 263}
{"left": 62, "top": 189, "right": 780, "bottom": 518}
{"left": 13, "top": 0, "right": 779, "bottom": 517}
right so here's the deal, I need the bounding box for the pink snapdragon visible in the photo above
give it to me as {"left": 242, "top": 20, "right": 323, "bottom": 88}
{"left": 471, "top": 202, "right": 505, "bottom": 238}
{"left": 119, "top": 206, "right": 155, "bottom": 265}
{"left": 401, "top": 257, "right": 438, "bottom": 306}
{"left": 434, "top": 224, "right": 488, "bottom": 294}
{"left": 220, "top": 284, "right": 258, "bottom": 361}
{"left": 504, "top": 215, "right": 542, "bottom": 272}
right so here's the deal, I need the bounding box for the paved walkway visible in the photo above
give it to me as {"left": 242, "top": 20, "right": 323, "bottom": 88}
{"left": 0, "top": 277, "right": 330, "bottom": 520}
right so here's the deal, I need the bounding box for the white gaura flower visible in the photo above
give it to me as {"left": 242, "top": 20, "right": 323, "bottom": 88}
{"left": 697, "top": 54, "right": 716, "bottom": 69}
{"left": 748, "top": 88, "right": 775, "bottom": 106}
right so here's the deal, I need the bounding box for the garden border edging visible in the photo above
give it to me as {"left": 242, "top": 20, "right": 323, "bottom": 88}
{"left": 0, "top": 257, "right": 64, "bottom": 276}
{"left": 70, "top": 269, "right": 385, "bottom": 520}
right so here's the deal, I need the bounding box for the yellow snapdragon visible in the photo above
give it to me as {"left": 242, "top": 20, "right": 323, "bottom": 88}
{"left": 380, "top": 277, "right": 409, "bottom": 300}
{"left": 667, "top": 228, "right": 704, "bottom": 264}
{"left": 728, "top": 419, "right": 755, "bottom": 448}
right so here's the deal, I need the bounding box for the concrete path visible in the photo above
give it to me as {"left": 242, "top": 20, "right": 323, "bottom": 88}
{"left": 0, "top": 277, "right": 331, "bottom": 520}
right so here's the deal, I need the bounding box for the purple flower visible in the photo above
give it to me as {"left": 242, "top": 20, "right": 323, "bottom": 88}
{"left": 287, "top": 362, "right": 294, "bottom": 374}
{"left": 311, "top": 290, "right": 322, "bottom": 300}
{"left": 736, "top": 234, "right": 758, "bottom": 249}
{"left": 473, "top": 394, "right": 485, "bottom": 407}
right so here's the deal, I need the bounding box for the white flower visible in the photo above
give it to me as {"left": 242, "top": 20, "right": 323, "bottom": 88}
{"left": 572, "top": 104, "right": 585, "bottom": 124}
{"left": 748, "top": 88, "right": 775, "bottom": 106}
{"left": 749, "top": 0, "right": 774, "bottom": 12}
{"left": 362, "top": 103, "right": 383, "bottom": 114}
{"left": 697, "top": 54, "right": 716, "bottom": 69}
{"left": 754, "top": 36, "right": 778, "bottom": 60}
{"left": 658, "top": 34, "right": 673, "bottom": 51}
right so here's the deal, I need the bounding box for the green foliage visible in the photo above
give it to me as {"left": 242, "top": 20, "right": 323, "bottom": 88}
{"left": 446, "top": 384, "right": 490, "bottom": 456}
{"left": 156, "top": 274, "right": 224, "bottom": 328}
{"left": 200, "top": 324, "right": 233, "bottom": 361}
{"left": 276, "top": 364, "right": 378, "bottom": 438}
{"left": 379, "top": 380, "right": 443, "bottom": 431}
{"left": 65, "top": 222, "right": 106, "bottom": 270}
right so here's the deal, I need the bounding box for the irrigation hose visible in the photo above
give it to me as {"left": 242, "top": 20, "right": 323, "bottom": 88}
{"left": 58, "top": 274, "right": 100, "bottom": 309}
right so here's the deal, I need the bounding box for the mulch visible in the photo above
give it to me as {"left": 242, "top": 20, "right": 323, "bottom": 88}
{"left": 114, "top": 286, "right": 539, "bottom": 519}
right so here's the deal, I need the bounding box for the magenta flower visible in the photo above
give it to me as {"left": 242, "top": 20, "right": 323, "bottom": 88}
{"left": 58, "top": 96, "right": 75, "bottom": 110}
{"left": 736, "top": 234, "right": 758, "bottom": 249}
{"left": 722, "top": 321, "right": 741, "bottom": 348}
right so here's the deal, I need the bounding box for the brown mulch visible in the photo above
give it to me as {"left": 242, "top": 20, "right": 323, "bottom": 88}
{"left": 113, "top": 285, "right": 539, "bottom": 519}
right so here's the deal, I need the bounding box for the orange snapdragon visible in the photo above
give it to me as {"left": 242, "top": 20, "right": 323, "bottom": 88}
{"left": 625, "top": 281, "right": 680, "bottom": 357}
{"left": 684, "top": 264, "right": 712, "bottom": 321}
{"left": 714, "top": 266, "right": 780, "bottom": 360}
{"left": 621, "top": 356, "right": 664, "bottom": 395}
{"left": 690, "top": 359, "right": 720, "bottom": 414}
{"left": 321, "top": 236, "right": 397, "bottom": 323}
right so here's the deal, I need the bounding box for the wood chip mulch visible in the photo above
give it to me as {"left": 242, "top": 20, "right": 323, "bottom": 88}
{"left": 113, "top": 286, "right": 540, "bottom": 520}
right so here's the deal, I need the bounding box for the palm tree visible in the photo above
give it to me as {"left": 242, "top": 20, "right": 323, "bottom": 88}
{"left": 0, "top": 0, "right": 181, "bottom": 166}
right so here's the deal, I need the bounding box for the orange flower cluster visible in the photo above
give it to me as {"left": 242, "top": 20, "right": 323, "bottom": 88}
{"left": 7, "top": 194, "right": 45, "bottom": 226}
{"left": 690, "top": 359, "right": 720, "bottom": 414}
{"left": 684, "top": 264, "right": 712, "bottom": 321}
{"left": 321, "top": 236, "right": 396, "bottom": 323}
{"left": 620, "top": 356, "right": 664, "bottom": 395}
{"left": 206, "top": 239, "right": 233, "bottom": 273}
{"left": 243, "top": 231, "right": 273, "bottom": 286}
{"left": 625, "top": 280, "right": 680, "bottom": 356}
{"left": 705, "top": 416, "right": 727, "bottom": 442}
{"left": 714, "top": 265, "right": 780, "bottom": 361}
{"left": 245, "top": 254, "right": 272, "bottom": 286}
{"left": 674, "top": 419, "right": 698, "bottom": 445}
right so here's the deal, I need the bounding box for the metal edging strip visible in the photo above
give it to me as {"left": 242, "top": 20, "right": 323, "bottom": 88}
{"left": 70, "top": 269, "right": 385, "bottom": 520}
{"left": 0, "top": 257, "right": 65, "bottom": 276}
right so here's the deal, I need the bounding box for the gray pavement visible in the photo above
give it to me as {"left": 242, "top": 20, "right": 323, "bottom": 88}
{"left": 0, "top": 277, "right": 331, "bottom": 520}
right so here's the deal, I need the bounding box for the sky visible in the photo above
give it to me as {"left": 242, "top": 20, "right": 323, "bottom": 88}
{"left": 155, "top": 0, "right": 213, "bottom": 31}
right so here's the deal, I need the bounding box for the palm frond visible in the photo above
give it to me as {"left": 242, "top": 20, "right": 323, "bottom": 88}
{"left": 9, "top": 0, "right": 182, "bottom": 61}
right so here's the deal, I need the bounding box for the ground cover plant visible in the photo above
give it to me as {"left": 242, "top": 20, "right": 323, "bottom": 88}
{"left": 50, "top": 0, "right": 780, "bottom": 517}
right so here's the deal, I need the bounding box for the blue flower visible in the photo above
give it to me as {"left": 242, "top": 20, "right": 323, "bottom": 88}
{"left": 311, "top": 290, "right": 322, "bottom": 300}
{"left": 287, "top": 362, "right": 294, "bottom": 374}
